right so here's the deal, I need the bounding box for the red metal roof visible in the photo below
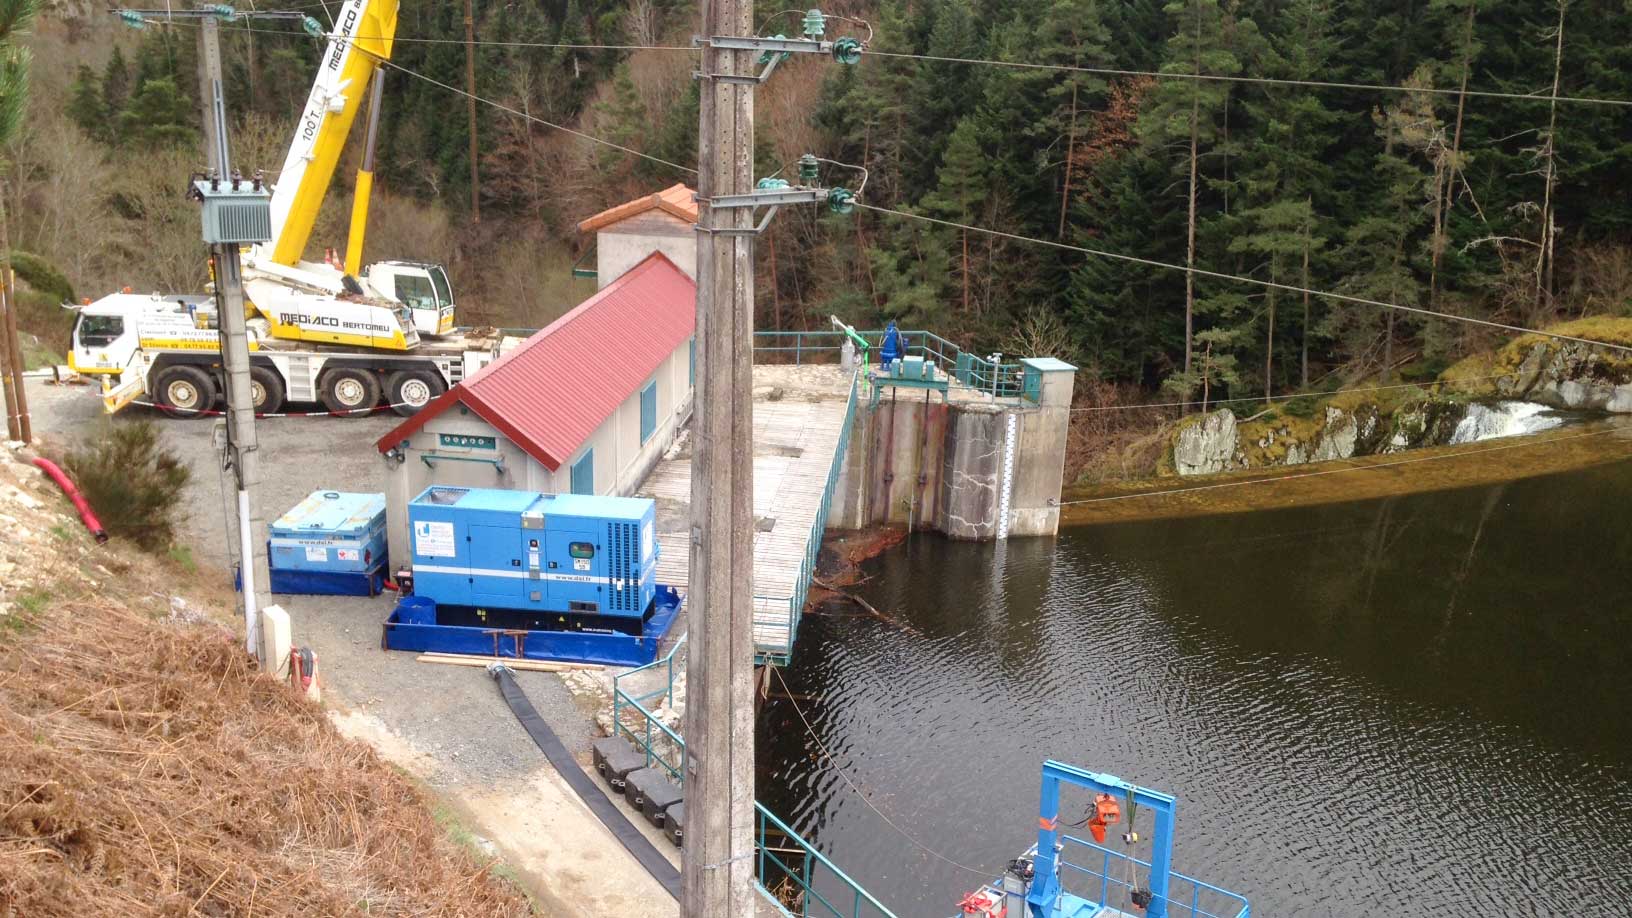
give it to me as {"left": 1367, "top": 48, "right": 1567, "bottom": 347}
{"left": 377, "top": 252, "right": 695, "bottom": 471}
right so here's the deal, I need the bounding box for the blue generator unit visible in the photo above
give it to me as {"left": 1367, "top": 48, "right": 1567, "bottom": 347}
{"left": 407, "top": 486, "right": 659, "bottom": 634}
{"left": 270, "top": 491, "right": 387, "bottom": 573}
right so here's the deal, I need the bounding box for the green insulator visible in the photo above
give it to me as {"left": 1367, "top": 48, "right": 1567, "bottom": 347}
{"left": 827, "top": 187, "right": 856, "bottom": 215}
{"left": 798, "top": 154, "right": 820, "bottom": 185}
{"left": 758, "top": 35, "right": 791, "bottom": 67}
{"left": 831, "top": 36, "right": 863, "bottom": 65}
{"left": 757, "top": 177, "right": 792, "bottom": 190}
{"left": 301, "top": 15, "right": 325, "bottom": 37}
{"left": 117, "top": 9, "right": 147, "bottom": 28}
{"left": 802, "top": 8, "right": 826, "bottom": 40}
{"left": 209, "top": 4, "right": 236, "bottom": 21}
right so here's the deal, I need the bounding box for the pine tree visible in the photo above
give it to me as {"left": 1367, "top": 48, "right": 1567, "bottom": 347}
{"left": 1034, "top": 0, "right": 1113, "bottom": 238}
{"left": 595, "top": 62, "right": 647, "bottom": 176}
{"left": 920, "top": 118, "right": 988, "bottom": 318}
{"left": 118, "top": 78, "right": 196, "bottom": 149}
{"left": 101, "top": 45, "right": 131, "bottom": 145}
{"left": 67, "top": 64, "right": 106, "bottom": 140}
{"left": 1140, "top": 0, "right": 1240, "bottom": 382}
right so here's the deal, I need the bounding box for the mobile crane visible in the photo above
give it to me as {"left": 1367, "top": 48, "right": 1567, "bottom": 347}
{"left": 70, "top": 0, "right": 507, "bottom": 417}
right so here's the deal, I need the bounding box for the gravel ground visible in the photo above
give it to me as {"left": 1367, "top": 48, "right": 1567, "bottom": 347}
{"left": 25, "top": 378, "right": 679, "bottom": 915}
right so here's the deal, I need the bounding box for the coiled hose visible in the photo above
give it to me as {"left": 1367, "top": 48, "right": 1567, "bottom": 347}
{"left": 32, "top": 457, "right": 109, "bottom": 544}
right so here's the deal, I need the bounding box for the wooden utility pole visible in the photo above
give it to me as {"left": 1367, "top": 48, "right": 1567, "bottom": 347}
{"left": 0, "top": 180, "right": 28, "bottom": 444}
{"left": 681, "top": 0, "right": 757, "bottom": 912}
{"left": 464, "top": 0, "right": 481, "bottom": 222}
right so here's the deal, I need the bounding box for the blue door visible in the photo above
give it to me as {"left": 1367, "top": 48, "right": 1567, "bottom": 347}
{"left": 639, "top": 380, "right": 657, "bottom": 444}
{"left": 570, "top": 450, "right": 594, "bottom": 495}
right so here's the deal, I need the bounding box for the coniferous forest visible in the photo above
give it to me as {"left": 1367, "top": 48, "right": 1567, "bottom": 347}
{"left": 13, "top": 0, "right": 1632, "bottom": 407}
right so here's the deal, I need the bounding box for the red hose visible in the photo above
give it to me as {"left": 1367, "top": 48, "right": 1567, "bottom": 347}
{"left": 32, "top": 457, "right": 109, "bottom": 544}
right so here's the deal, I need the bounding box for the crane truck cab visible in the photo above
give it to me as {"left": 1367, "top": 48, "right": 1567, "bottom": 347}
{"left": 365, "top": 261, "right": 456, "bottom": 336}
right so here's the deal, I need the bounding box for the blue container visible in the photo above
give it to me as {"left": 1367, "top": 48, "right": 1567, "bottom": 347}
{"left": 269, "top": 490, "right": 387, "bottom": 573}
{"left": 407, "top": 486, "right": 658, "bottom": 621}
{"left": 396, "top": 595, "right": 437, "bottom": 625}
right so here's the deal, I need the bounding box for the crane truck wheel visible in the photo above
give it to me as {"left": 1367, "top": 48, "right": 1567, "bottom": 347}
{"left": 386, "top": 370, "right": 446, "bottom": 417}
{"left": 249, "top": 366, "right": 285, "bottom": 415}
{"left": 153, "top": 365, "right": 217, "bottom": 418}
{"left": 319, "top": 367, "right": 382, "bottom": 418}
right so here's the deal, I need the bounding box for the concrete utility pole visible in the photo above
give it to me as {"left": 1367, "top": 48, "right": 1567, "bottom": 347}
{"left": 681, "top": 0, "right": 758, "bottom": 912}
{"left": 200, "top": 15, "right": 270, "bottom": 660}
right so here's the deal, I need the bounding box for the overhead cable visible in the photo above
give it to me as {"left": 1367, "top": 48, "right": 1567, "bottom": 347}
{"left": 860, "top": 49, "right": 1632, "bottom": 109}
{"left": 852, "top": 202, "right": 1632, "bottom": 356}
{"left": 768, "top": 666, "right": 998, "bottom": 880}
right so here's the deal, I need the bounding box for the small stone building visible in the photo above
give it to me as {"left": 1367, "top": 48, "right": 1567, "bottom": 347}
{"left": 577, "top": 183, "right": 698, "bottom": 288}
{"left": 374, "top": 252, "right": 696, "bottom": 565}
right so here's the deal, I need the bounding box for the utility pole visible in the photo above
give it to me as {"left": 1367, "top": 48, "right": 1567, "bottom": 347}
{"left": 682, "top": 0, "right": 757, "bottom": 911}
{"left": 463, "top": 0, "right": 480, "bottom": 222}
{"left": 200, "top": 14, "right": 269, "bottom": 660}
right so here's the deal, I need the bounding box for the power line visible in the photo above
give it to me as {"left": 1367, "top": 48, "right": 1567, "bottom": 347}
{"left": 366, "top": 55, "right": 698, "bottom": 175}
{"left": 768, "top": 666, "right": 997, "bottom": 880}
{"left": 1069, "top": 374, "right": 1510, "bottom": 413}
{"left": 861, "top": 49, "right": 1632, "bottom": 109}
{"left": 1056, "top": 425, "right": 1631, "bottom": 506}
{"left": 853, "top": 202, "right": 1632, "bottom": 357}
{"left": 176, "top": 19, "right": 701, "bottom": 175}
{"left": 214, "top": 20, "right": 697, "bottom": 51}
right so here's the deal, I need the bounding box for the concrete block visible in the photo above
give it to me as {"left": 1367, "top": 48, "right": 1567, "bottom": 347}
{"left": 664, "top": 801, "right": 685, "bottom": 847}
{"left": 639, "top": 775, "right": 683, "bottom": 827}
{"left": 594, "top": 739, "right": 649, "bottom": 793}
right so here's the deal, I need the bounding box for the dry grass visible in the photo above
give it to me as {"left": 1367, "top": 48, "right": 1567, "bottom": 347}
{"left": 0, "top": 598, "right": 534, "bottom": 917}
{"left": 0, "top": 444, "right": 532, "bottom": 918}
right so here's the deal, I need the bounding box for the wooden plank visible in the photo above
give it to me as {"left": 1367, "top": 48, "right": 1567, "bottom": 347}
{"left": 414, "top": 653, "right": 602, "bottom": 672}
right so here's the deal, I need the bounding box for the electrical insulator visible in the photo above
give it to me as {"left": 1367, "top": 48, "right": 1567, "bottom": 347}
{"left": 757, "top": 177, "right": 792, "bottom": 191}
{"left": 209, "top": 4, "right": 236, "bottom": 20}
{"left": 301, "top": 14, "right": 324, "bottom": 36}
{"left": 758, "top": 35, "right": 791, "bottom": 68}
{"left": 798, "top": 154, "right": 820, "bottom": 186}
{"left": 117, "top": 9, "right": 146, "bottom": 28}
{"left": 802, "top": 8, "right": 826, "bottom": 40}
{"left": 831, "top": 36, "right": 863, "bottom": 65}
{"left": 826, "top": 188, "right": 856, "bottom": 215}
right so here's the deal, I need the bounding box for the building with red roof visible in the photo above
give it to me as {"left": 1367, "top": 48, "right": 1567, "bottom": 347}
{"left": 374, "top": 251, "right": 695, "bottom": 565}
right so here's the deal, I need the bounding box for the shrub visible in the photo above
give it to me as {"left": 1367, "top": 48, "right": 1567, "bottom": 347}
{"left": 9, "top": 251, "right": 75, "bottom": 303}
{"left": 61, "top": 422, "right": 191, "bottom": 551}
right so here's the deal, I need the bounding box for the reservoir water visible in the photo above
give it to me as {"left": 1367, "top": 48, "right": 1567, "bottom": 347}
{"left": 758, "top": 458, "right": 1632, "bottom": 916}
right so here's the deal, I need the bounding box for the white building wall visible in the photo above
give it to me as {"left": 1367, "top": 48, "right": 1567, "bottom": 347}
{"left": 382, "top": 337, "right": 695, "bottom": 566}
{"left": 595, "top": 212, "right": 696, "bottom": 288}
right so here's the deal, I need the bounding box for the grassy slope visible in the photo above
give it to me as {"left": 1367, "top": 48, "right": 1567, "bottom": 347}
{"left": 0, "top": 445, "right": 533, "bottom": 917}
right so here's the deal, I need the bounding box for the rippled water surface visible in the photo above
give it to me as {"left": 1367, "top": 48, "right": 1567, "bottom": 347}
{"left": 758, "top": 460, "right": 1632, "bottom": 916}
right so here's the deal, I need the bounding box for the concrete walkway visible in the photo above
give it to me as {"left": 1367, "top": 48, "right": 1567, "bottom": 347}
{"left": 635, "top": 364, "right": 855, "bottom": 662}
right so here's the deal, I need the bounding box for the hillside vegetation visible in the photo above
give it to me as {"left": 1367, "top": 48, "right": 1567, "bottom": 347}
{"left": 11, "top": 0, "right": 1632, "bottom": 403}
{"left": 0, "top": 443, "right": 531, "bottom": 916}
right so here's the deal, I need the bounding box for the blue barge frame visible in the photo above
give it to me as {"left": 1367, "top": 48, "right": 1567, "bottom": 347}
{"left": 379, "top": 585, "right": 683, "bottom": 667}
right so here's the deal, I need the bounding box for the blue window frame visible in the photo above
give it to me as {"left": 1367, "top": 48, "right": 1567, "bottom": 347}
{"left": 570, "top": 450, "right": 594, "bottom": 495}
{"left": 639, "top": 380, "right": 657, "bottom": 444}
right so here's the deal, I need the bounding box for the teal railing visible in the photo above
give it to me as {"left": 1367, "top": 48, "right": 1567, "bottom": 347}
{"left": 750, "top": 366, "right": 861, "bottom": 665}
{"left": 1056, "top": 835, "right": 1250, "bottom": 918}
{"left": 752, "top": 329, "right": 1026, "bottom": 399}
{"left": 611, "top": 645, "right": 896, "bottom": 918}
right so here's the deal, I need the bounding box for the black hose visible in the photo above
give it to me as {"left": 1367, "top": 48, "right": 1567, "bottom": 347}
{"left": 490, "top": 666, "right": 682, "bottom": 900}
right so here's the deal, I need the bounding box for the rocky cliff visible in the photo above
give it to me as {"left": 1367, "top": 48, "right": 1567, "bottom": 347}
{"left": 1169, "top": 318, "right": 1632, "bottom": 476}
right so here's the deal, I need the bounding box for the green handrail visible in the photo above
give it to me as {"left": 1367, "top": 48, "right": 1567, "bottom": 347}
{"left": 610, "top": 638, "right": 898, "bottom": 917}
